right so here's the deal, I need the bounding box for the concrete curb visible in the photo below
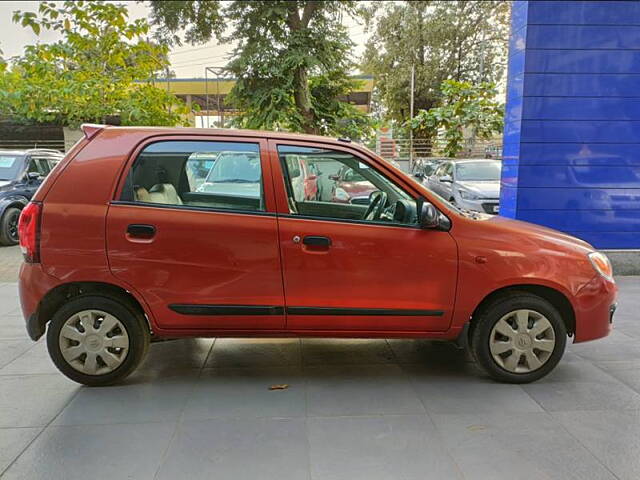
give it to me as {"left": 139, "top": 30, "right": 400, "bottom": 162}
{"left": 602, "top": 250, "right": 640, "bottom": 276}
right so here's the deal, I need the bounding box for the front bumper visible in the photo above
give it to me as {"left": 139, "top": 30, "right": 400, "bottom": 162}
{"left": 456, "top": 197, "right": 500, "bottom": 214}
{"left": 573, "top": 274, "right": 618, "bottom": 343}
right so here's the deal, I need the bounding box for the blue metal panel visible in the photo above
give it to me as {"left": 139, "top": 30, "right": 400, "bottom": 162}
{"left": 523, "top": 98, "right": 640, "bottom": 120}
{"left": 515, "top": 187, "right": 640, "bottom": 211}
{"left": 516, "top": 165, "right": 640, "bottom": 188}
{"left": 519, "top": 143, "right": 640, "bottom": 166}
{"left": 521, "top": 120, "right": 640, "bottom": 143}
{"left": 502, "top": 0, "right": 640, "bottom": 248}
{"left": 528, "top": 25, "right": 640, "bottom": 49}
{"left": 528, "top": 1, "right": 640, "bottom": 26}
{"left": 526, "top": 50, "right": 640, "bottom": 73}
{"left": 524, "top": 74, "right": 640, "bottom": 97}
{"left": 518, "top": 210, "right": 640, "bottom": 233}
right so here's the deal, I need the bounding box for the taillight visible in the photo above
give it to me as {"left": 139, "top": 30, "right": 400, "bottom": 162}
{"left": 18, "top": 202, "right": 42, "bottom": 263}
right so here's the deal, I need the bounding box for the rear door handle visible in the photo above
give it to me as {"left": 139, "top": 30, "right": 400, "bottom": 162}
{"left": 127, "top": 224, "right": 156, "bottom": 237}
{"left": 302, "top": 235, "right": 331, "bottom": 247}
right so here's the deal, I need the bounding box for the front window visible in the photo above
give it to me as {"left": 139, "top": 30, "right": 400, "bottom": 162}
{"left": 278, "top": 145, "right": 418, "bottom": 226}
{"left": 455, "top": 161, "right": 501, "bottom": 181}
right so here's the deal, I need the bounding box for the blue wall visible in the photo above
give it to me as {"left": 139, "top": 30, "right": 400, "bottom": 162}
{"left": 501, "top": 1, "right": 640, "bottom": 249}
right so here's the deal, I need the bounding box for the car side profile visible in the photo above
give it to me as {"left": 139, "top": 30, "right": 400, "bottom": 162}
{"left": 0, "top": 149, "right": 63, "bottom": 245}
{"left": 18, "top": 126, "right": 617, "bottom": 386}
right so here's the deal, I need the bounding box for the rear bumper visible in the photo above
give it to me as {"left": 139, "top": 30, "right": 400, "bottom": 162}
{"left": 18, "top": 262, "right": 59, "bottom": 341}
{"left": 573, "top": 274, "right": 618, "bottom": 343}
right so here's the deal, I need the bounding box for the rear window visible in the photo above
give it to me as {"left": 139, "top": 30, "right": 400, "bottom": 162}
{"left": 120, "top": 141, "right": 264, "bottom": 212}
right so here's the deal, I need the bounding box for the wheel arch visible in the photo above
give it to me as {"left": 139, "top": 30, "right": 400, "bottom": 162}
{"left": 32, "top": 281, "right": 152, "bottom": 339}
{"left": 467, "top": 284, "right": 576, "bottom": 341}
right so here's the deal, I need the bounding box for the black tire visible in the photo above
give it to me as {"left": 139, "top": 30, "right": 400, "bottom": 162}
{"left": 0, "top": 207, "right": 21, "bottom": 246}
{"left": 470, "top": 292, "right": 567, "bottom": 383}
{"left": 46, "top": 295, "right": 150, "bottom": 386}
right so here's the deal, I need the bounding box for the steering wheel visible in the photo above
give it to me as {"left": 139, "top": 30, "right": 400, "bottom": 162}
{"left": 364, "top": 191, "right": 388, "bottom": 221}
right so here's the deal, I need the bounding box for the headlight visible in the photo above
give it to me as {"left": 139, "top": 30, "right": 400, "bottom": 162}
{"left": 458, "top": 189, "right": 479, "bottom": 200}
{"left": 334, "top": 188, "right": 350, "bottom": 201}
{"left": 588, "top": 252, "right": 614, "bottom": 281}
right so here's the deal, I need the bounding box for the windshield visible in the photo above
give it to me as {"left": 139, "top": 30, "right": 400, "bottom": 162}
{"left": 205, "top": 152, "right": 261, "bottom": 183}
{"left": 0, "top": 155, "right": 23, "bottom": 181}
{"left": 456, "top": 161, "right": 501, "bottom": 181}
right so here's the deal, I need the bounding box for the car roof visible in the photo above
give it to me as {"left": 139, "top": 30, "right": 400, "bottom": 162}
{"left": 450, "top": 158, "right": 500, "bottom": 163}
{"left": 0, "top": 149, "right": 63, "bottom": 157}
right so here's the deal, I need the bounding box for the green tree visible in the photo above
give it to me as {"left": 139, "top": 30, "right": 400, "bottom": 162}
{"left": 362, "top": 1, "right": 509, "bottom": 127}
{"left": 149, "top": 0, "right": 371, "bottom": 138}
{"left": 409, "top": 80, "right": 504, "bottom": 158}
{"left": 3, "top": 1, "right": 190, "bottom": 127}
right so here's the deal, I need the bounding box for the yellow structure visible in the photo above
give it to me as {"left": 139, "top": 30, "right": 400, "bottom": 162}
{"left": 152, "top": 75, "right": 374, "bottom": 120}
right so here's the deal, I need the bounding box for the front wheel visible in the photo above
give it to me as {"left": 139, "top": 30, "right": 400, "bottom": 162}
{"left": 47, "top": 295, "right": 150, "bottom": 386}
{"left": 470, "top": 292, "right": 567, "bottom": 383}
{"left": 0, "top": 207, "right": 21, "bottom": 246}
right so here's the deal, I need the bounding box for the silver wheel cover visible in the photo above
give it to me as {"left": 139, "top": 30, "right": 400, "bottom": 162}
{"left": 489, "top": 309, "right": 556, "bottom": 374}
{"left": 58, "top": 309, "right": 130, "bottom": 376}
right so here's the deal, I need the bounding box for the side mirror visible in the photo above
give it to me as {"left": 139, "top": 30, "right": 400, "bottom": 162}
{"left": 420, "top": 202, "right": 440, "bottom": 229}
{"left": 27, "top": 172, "right": 41, "bottom": 182}
{"left": 413, "top": 172, "right": 424, "bottom": 180}
{"left": 440, "top": 175, "right": 452, "bottom": 183}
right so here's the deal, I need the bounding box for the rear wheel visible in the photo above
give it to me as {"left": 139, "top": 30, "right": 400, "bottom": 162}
{"left": 0, "top": 207, "right": 21, "bottom": 246}
{"left": 46, "top": 295, "right": 150, "bottom": 386}
{"left": 470, "top": 292, "right": 567, "bottom": 383}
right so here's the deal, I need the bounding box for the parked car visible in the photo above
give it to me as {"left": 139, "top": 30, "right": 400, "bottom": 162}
{"left": 411, "top": 157, "right": 445, "bottom": 180}
{"left": 426, "top": 159, "right": 502, "bottom": 214}
{"left": 329, "top": 164, "right": 378, "bottom": 205}
{"left": 0, "top": 148, "right": 63, "bottom": 245}
{"left": 196, "top": 150, "right": 262, "bottom": 204}
{"left": 18, "top": 125, "right": 616, "bottom": 386}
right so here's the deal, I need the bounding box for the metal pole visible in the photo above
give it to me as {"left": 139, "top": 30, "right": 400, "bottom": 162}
{"left": 205, "top": 67, "right": 209, "bottom": 128}
{"left": 409, "top": 63, "right": 415, "bottom": 171}
{"left": 216, "top": 69, "right": 221, "bottom": 128}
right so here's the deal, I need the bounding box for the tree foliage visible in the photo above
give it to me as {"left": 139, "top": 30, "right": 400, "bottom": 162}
{"left": 409, "top": 80, "right": 504, "bottom": 158}
{"left": 2, "top": 1, "right": 190, "bottom": 128}
{"left": 149, "top": 0, "right": 372, "bottom": 139}
{"left": 362, "top": 1, "right": 509, "bottom": 127}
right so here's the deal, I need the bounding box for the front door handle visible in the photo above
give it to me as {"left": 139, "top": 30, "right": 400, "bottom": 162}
{"left": 127, "top": 224, "right": 156, "bottom": 237}
{"left": 302, "top": 235, "right": 331, "bottom": 247}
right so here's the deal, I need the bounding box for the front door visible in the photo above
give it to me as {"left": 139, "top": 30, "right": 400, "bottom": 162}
{"left": 271, "top": 142, "right": 458, "bottom": 333}
{"left": 107, "top": 137, "right": 285, "bottom": 332}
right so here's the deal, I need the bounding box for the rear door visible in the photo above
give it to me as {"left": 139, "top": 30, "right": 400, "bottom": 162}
{"left": 106, "top": 136, "right": 285, "bottom": 332}
{"left": 270, "top": 140, "right": 458, "bottom": 333}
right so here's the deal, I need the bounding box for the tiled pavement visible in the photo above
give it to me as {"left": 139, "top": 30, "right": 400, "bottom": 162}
{"left": 0, "top": 277, "right": 638, "bottom": 479}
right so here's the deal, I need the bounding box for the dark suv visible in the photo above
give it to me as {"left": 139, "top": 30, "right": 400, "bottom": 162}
{"left": 0, "top": 149, "right": 63, "bottom": 245}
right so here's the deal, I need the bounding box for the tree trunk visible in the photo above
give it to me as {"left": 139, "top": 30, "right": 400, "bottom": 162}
{"left": 293, "top": 66, "right": 317, "bottom": 134}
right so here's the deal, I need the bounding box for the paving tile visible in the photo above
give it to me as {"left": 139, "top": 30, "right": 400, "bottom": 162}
{"left": 0, "top": 339, "right": 34, "bottom": 369}
{"left": 387, "top": 338, "right": 474, "bottom": 365}
{"left": 183, "top": 366, "right": 306, "bottom": 420}
{"left": 306, "top": 364, "right": 425, "bottom": 417}
{"left": 0, "top": 315, "right": 28, "bottom": 339}
{"left": 0, "top": 341, "right": 58, "bottom": 375}
{"left": 301, "top": 338, "right": 395, "bottom": 365}
{"left": 0, "top": 375, "right": 79, "bottom": 427}
{"left": 308, "top": 415, "right": 462, "bottom": 480}
{"left": 54, "top": 371, "right": 199, "bottom": 426}
{"left": 156, "top": 418, "right": 309, "bottom": 480}
{"left": 601, "top": 367, "right": 640, "bottom": 393}
{"left": 136, "top": 338, "right": 214, "bottom": 376}
{"left": 2, "top": 422, "right": 175, "bottom": 480}
{"left": 570, "top": 335, "right": 640, "bottom": 363}
{"left": 432, "top": 412, "right": 615, "bottom": 480}
{"left": 554, "top": 410, "right": 640, "bottom": 480}
{"left": 536, "top": 359, "right": 620, "bottom": 384}
{"left": 0, "top": 427, "right": 42, "bottom": 474}
{"left": 205, "top": 338, "right": 300, "bottom": 368}
{"left": 403, "top": 364, "right": 543, "bottom": 414}
{"left": 523, "top": 377, "right": 640, "bottom": 412}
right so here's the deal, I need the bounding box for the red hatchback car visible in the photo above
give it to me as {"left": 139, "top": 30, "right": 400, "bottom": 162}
{"left": 18, "top": 126, "right": 617, "bottom": 386}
